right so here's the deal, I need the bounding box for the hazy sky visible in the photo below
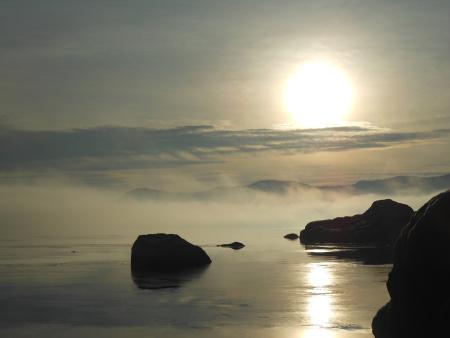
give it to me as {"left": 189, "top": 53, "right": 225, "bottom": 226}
{"left": 2, "top": 0, "right": 450, "bottom": 189}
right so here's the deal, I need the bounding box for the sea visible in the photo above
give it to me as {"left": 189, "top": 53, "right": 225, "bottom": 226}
{"left": 0, "top": 227, "right": 391, "bottom": 338}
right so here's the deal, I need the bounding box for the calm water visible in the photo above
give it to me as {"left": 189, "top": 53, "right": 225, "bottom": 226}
{"left": 0, "top": 230, "right": 390, "bottom": 338}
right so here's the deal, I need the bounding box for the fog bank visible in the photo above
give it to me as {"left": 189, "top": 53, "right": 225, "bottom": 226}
{"left": 0, "top": 183, "right": 437, "bottom": 245}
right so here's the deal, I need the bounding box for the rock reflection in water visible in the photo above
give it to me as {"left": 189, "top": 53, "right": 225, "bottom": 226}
{"left": 131, "top": 266, "right": 208, "bottom": 290}
{"left": 304, "top": 245, "right": 393, "bottom": 265}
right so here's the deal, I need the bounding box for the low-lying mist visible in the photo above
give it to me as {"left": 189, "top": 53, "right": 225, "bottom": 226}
{"left": 0, "top": 183, "right": 438, "bottom": 245}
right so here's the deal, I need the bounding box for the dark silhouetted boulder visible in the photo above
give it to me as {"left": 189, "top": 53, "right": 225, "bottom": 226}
{"left": 299, "top": 199, "right": 413, "bottom": 245}
{"left": 217, "top": 242, "right": 245, "bottom": 250}
{"left": 284, "top": 233, "right": 299, "bottom": 240}
{"left": 372, "top": 191, "right": 450, "bottom": 338}
{"left": 131, "top": 234, "right": 211, "bottom": 272}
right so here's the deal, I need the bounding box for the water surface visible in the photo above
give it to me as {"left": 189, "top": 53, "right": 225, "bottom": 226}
{"left": 0, "top": 232, "right": 390, "bottom": 338}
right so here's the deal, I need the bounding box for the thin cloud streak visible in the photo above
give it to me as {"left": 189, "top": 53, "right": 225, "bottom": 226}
{"left": 1, "top": 125, "right": 449, "bottom": 172}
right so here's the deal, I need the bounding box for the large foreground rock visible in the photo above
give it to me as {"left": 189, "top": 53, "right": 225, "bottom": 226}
{"left": 372, "top": 191, "right": 450, "bottom": 338}
{"left": 299, "top": 199, "right": 413, "bottom": 245}
{"left": 131, "top": 234, "right": 211, "bottom": 272}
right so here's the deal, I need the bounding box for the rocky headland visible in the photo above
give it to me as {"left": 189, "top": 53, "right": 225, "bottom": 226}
{"left": 372, "top": 191, "right": 450, "bottom": 338}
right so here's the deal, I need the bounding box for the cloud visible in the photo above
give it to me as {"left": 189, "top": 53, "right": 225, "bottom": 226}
{"left": 1, "top": 125, "right": 449, "bottom": 172}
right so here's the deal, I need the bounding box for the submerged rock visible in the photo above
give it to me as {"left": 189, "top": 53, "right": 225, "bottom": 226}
{"left": 284, "top": 233, "right": 299, "bottom": 240}
{"left": 131, "top": 233, "right": 211, "bottom": 272}
{"left": 217, "top": 242, "right": 245, "bottom": 250}
{"left": 299, "top": 199, "right": 413, "bottom": 245}
{"left": 372, "top": 191, "right": 450, "bottom": 338}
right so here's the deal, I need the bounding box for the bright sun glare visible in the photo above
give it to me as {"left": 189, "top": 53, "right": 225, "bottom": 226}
{"left": 285, "top": 61, "right": 352, "bottom": 128}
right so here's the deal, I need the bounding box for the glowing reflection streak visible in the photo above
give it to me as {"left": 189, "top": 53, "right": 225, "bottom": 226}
{"left": 302, "top": 327, "right": 335, "bottom": 338}
{"left": 306, "top": 263, "right": 334, "bottom": 332}
{"left": 308, "top": 294, "right": 332, "bottom": 327}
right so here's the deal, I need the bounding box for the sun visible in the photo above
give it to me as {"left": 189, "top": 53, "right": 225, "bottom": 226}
{"left": 284, "top": 61, "right": 352, "bottom": 128}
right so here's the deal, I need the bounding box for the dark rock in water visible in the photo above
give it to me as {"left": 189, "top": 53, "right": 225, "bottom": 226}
{"left": 217, "top": 242, "right": 245, "bottom": 250}
{"left": 300, "top": 199, "right": 413, "bottom": 245}
{"left": 284, "top": 233, "right": 299, "bottom": 240}
{"left": 131, "top": 233, "right": 211, "bottom": 272}
{"left": 372, "top": 191, "right": 450, "bottom": 338}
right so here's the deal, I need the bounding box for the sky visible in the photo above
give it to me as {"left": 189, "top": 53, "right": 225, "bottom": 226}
{"left": 2, "top": 0, "right": 450, "bottom": 190}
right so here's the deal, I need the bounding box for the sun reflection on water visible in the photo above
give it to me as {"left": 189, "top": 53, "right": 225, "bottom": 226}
{"left": 306, "top": 263, "right": 334, "bottom": 333}
{"left": 308, "top": 263, "right": 331, "bottom": 288}
{"left": 301, "top": 327, "right": 335, "bottom": 338}
{"left": 308, "top": 294, "right": 332, "bottom": 327}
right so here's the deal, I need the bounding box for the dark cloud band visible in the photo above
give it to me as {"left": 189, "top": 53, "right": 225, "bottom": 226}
{"left": 1, "top": 125, "right": 449, "bottom": 171}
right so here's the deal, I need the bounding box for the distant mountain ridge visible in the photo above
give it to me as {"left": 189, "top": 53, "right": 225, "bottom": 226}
{"left": 126, "top": 174, "right": 450, "bottom": 200}
{"left": 247, "top": 180, "right": 311, "bottom": 194}
{"left": 352, "top": 174, "right": 450, "bottom": 194}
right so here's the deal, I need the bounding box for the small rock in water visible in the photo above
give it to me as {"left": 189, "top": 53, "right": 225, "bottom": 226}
{"left": 284, "top": 233, "right": 299, "bottom": 240}
{"left": 217, "top": 242, "right": 245, "bottom": 250}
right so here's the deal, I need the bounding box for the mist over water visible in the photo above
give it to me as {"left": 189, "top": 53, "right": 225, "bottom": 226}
{"left": 0, "top": 183, "right": 434, "bottom": 240}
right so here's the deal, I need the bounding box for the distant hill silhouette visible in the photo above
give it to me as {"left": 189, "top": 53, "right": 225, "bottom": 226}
{"left": 351, "top": 174, "right": 450, "bottom": 194}
{"left": 247, "top": 180, "right": 311, "bottom": 194}
{"left": 125, "top": 188, "right": 173, "bottom": 200}
{"left": 126, "top": 174, "right": 450, "bottom": 201}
